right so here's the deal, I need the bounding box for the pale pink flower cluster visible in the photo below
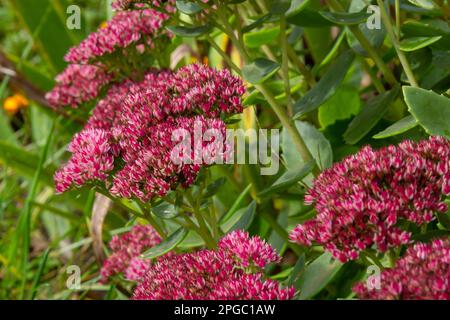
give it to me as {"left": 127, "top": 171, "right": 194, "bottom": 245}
{"left": 45, "top": 64, "right": 112, "bottom": 109}
{"left": 353, "top": 238, "right": 450, "bottom": 300}
{"left": 100, "top": 224, "right": 162, "bottom": 282}
{"left": 55, "top": 65, "right": 245, "bottom": 201}
{"left": 290, "top": 137, "right": 450, "bottom": 262}
{"left": 133, "top": 230, "right": 295, "bottom": 300}
{"left": 65, "top": 9, "right": 171, "bottom": 64}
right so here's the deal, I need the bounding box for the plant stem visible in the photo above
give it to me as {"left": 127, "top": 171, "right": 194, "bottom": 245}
{"left": 137, "top": 203, "right": 167, "bottom": 238}
{"left": 394, "top": 0, "right": 401, "bottom": 37}
{"left": 280, "top": 16, "right": 294, "bottom": 117}
{"left": 326, "top": 0, "right": 397, "bottom": 86}
{"left": 286, "top": 45, "right": 317, "bottom": 87}
{"left": 254, "top": 84, "right": 319, "bottom": 176}
{"left": 185, "top": 191, "right": 216, "bottom": 248}
{"left": 376, "top": 0, "right": 419, "bottom": 87}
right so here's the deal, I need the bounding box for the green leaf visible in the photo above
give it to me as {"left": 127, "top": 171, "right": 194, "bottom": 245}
{"left": 319, "top": 8, "right": 371, "bottom": 25}
{"left": 373, "top": 115, "right": 418, "bottom": 139}
{"left": 287, "top": 9, "right": 334, "bottom": 27}
{"left": 176, "top": 0, "right": 203, "bottom": 15}
{"left": 202, "top": 177, "right": 226, "bottom": 198}
{"left": 166, "top": 25, "right": 211, "bottom": 37}
{"left": 344, "top": 86, "right": 400, "bottom": 144}
{"left": 151, "top": 202, "right": 179, "bottom": 219}
{"left": 141, "top": 228, "right": 188, "bottom": 259}
{"left": 399, "top": 36, "right": 442, "bottom": 51}
{"left": 286, "top": 0, "right": 312, "bottom": 17}
{"left": 293, "top": 50, "right": 354, "bottom": 118}
{"left": 219, "top": 184, "right": 252, "bottom": 224}
{"left": 11, "top": 0, "right": 78, "bottom": 73}
{"left": 347, "top": 23, "right": 386, "bottom": 56}
{"left": 407, "top": 0, "right": 439, "bottom": 10}
{"left": 0, "top": 140, "right": 56, "bottom": 186}
{"left": 221, "top": 201, "right": 257, "bottom": 232}
{"left": 243, "top": 27, "right": 280, "bottom": 48}
{"left": 296, "top": 252, "right": 343, "bottom": 299}
{"left": 0, "top": 110, "right": 18, "bottom": 145}
{"left": 258, "top": 161, "right": 315, "bottom": 197}
{"left": 270, "top": 0, "right": 292, "bottom": 15}
{"left": 318, "top": 86, "right": 361, "bottom": 128}
{"left": 242, "top": 58, "right": 280, "bottom": 84}
{"left": 403, "top": 86, "right": 450, "bottom": 137}
{"left": 282, "top": 121, "right": 333, "bottom": 170}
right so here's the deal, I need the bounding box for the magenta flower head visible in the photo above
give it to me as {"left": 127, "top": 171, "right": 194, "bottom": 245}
{"left": 353, "top": 238, "right": 450, "bottom": 300}
{"left": 100, "top": 224, "right": 162, "bottom": 282}
{"left": 45, "top": 64, "right": 112, "bottom": 109}
{"left": 55, "top": 65, "right": 245, "bottom": 201}
{"left": 290, "top": 137, "right": 450, "bottom": 262}
{"left": 133, "top": 230, "right": 295, "bottom": 300}
{"left": 64, "top": 9, "right": 171, "bottom": 64}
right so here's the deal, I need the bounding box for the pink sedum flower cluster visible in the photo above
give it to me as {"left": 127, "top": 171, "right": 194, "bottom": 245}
{"left": 45, "top": 64, "right": 112, "bottom": 109}
{"left": 133, "top": 230, "right": 295, "bottom": 300}
{"left": 100, "top": 224, "right": 162, "bottom": 282}
{"left": 55, "top": 65, "right": 245, "bottom": 201}
{"left": 65, "top": 9, "right": 171, "bottom": 64}
{"left": 353, "top": 238, "right": 450, "bottom": 300}
{"left": 290, "top": 137, "right": 450, "bottom": 262}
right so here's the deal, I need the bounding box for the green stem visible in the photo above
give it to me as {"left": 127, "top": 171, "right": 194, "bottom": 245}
{"left": 394, "top": 0, "right": 401, "bottom": 37}
{"left": 185, "top": 192, "right": 216, "bottom": 248}
{"left": 255, "top": 84, "right": 319, "bottom": 176}
{"left": 326, "top": 0, "right": 397, "bottom": 86}
{"left": 376, "top": 0, "right": 419, "bottom": 87}
{"left": 280, "top": 16, "right": 294, "bottom": 117}
{"left": 286, "top": 45, "right": 316, "bottom": 87}
{"left": 137, "top": 203, "right": 167, "bottom": 238}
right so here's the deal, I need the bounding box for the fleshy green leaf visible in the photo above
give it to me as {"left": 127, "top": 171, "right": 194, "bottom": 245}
{"left": 166, "top": 25, "right": 211, "bottom": 37}
{"left": 258, "top": 161, "right": 315, "bottom": 197}
{"left": 221, "top": 201, "right": 257, "bottom": 232}
{"left": 152, "top": 202, "right": 179, "bottom": 219}
{"left": 293, "top": 50, "right": 354, "bottom": 118}
{"left": 296, "top": 252, "right": 343, "bottom": 299}
{"left": 282, "top": 121, "right": 333, "bottom": 170}
{"left": 242, "top": 58, "right": 280, "bottom": 84}
{"left": 344, "top": 86, "right": 400, "bottom": 144}
{"left": 243, "top": 26, "right": 280, "bottom": 48}
{"left": 176, "top": 0, "right": 203, "bottom": 15}
{"left": 399, "top": 36, "right": 442, "bottom": 51}
{"left": 318, "top": 86, "right": 361, "bottom": 128}
{"left": 373, "top": 115, "right": 418, "bottom": 139}
{"left": 141, "top": 228, "right": 188, "bottom": 259}
{"left": 319, "top": 8, "right": 371, "bottom": 25}
{"left": 403, "top": 86, "right": 450, "bottom": 137}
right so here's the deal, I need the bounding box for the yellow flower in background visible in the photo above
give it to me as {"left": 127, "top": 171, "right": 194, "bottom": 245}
{"left": 3, "top": 93, "right": 29, "bottom": 115}
{"left": 100, "top": 21, "right": 108, "bottom": 29}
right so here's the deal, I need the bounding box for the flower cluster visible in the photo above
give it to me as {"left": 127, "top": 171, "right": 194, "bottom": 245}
{"left": 45, "top": 64, "right": 112, "bottom": 109}
{"left": 55, "top": 65, "right": 245, "bottom": 201}
{"left": 290, "top": 137, "right": 450, "bottom": 262}
{"left": 353, "top": 238, "right": 450, "bottom": 300}
{"left": 65, "top": 9, "right": 171, "bottom": 64}
{"left": 133, "top": 230, "right": 295, "bottom": 300}
{"left": 100, "top": 224, "right": 162, "bottom": 282}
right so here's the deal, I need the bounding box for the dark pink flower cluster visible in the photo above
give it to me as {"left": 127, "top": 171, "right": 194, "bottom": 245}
{"left": 133, "top": 230, "right": 295, "bottom": 300}
{"left": 100, "top": 224, "right": 162, "bottom": 282}
{"left": 65, "top": 9, "right": 171, "bottom": 64}
{"left": 45, "top": 64, "right": 112, "bottom": 109}
{"left": 55, "top": 65, "right": 245, "bottom": 201}
{"left": 353, "top": 238, "right": 450, "bottom": 300}
{"left": 290, "top": 137, "right": 450, "bottom": 262}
